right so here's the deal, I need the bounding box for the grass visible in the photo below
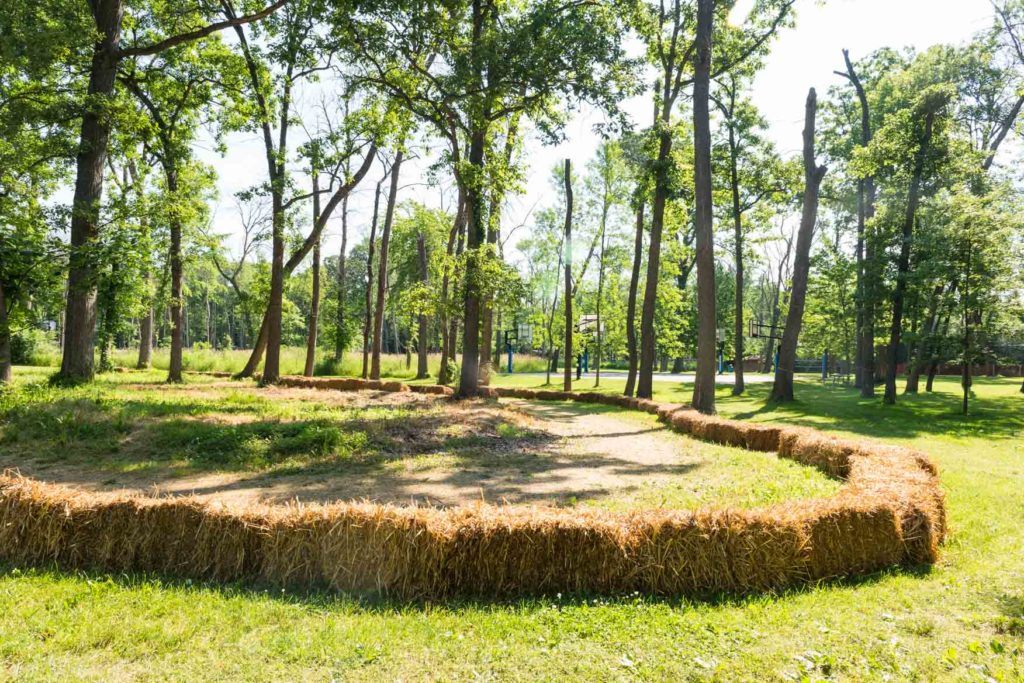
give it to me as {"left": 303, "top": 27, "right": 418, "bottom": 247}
{"left": 25, "top": 344, "right": 553, "bottom": 380}
{"left": 0, "top": 366, "right": 836, "bottom": 510}
{"left": 0, "top": 367, "right": 1022, "bottom": 680}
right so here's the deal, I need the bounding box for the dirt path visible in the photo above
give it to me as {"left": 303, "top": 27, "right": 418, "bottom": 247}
{"left": 6, "top": 396, "right": 700, "bottom": 508}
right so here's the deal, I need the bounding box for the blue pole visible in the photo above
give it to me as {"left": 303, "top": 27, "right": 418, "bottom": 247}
{"left": 774, "top": 349, "right": 780, "bottom": 377}
{"left": 507, "top": 344, "right": 513, "bottom": 374}
{"left": 822, "top": 349, "right": 828, "bottom": 380}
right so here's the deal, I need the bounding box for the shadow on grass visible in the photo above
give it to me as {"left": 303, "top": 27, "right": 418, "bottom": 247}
{"left": 0, "top": 559, "right": 937, "bottom": 612}
{"left": 712, "top": 378, "right": 1024, "bottom": 442}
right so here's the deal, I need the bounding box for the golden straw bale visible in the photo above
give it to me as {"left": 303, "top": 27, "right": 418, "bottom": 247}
{"left": 409, "top": 384, "right": 454, "bottom": 396}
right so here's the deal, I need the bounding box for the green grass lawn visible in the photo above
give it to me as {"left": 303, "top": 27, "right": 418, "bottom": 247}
{"left": 0, "top": 367, "right": 1022, "bottom": 681}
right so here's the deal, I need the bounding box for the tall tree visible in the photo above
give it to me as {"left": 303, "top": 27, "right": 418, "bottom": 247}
{"left": 562, "top": 159, "right": 574, "bottom": 391}
{"left": 688, "top": 0, "right": 717, "bottom": 413}
{"left": 835, "top": 49, "right": 878, "bottom": 397}
{"left": 769, "top": 88, "right": 827, "bottom": 402}
{"left": 635, "top": 0, "right": 795, "bottom": 402}
{"left": 53, "top": 0, "right": 286, "bottom": 383}
{"left": 370, "top": 151, "right": 404, "bottom": 379}
{"left": 343, "top": 0, "right": 636, "bottom": 397}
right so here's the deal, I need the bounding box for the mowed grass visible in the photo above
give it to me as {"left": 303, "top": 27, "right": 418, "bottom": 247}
{"left": 0, "top": 368, "right": 1021, "bottom": 681}
{"left": 0, "top": 366, "right": 837, "bottom": 509}
{"left": 0, "top": 367, "right": 548, "bottom": 480}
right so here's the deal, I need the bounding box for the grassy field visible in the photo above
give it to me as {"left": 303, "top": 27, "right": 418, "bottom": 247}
{"left": 0, "top": 365, "right": 1021, "bottom": 681}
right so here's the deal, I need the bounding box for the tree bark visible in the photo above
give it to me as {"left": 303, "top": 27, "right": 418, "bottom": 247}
{"left": 563, "top": 159, "right": 574, "bottom": 392}
{"left": 58, "top": 0, "right": 124, "bottom": 383}
{"left": 166, "top": 167, "right": 185, "bottom": 383}
{"left": 884, "top": 111, "right": 935, "bottom": 405}
{"left": 303, "top": 172, "right": 322, "bottom": 377}
{"left": 457, "top": 125, "right": 488, "bottom": 397}
{"left": 136, "top": 303, "right": 153, "bottom": 369}
{"left": 624, "top": 202, "right": 645, "bottom": 397}
{"left": 416, "top": 231, "right": 430, "bottom": 379}
{"left": 905, "top": 283, "right": 944, "bottom": 394}
{"left": 769, "top": 89, "right": 827, "bottom": 402}
{"left": 362, "top": 181, "right": 383, "bottom": 379}
{"left": 0, "top": 282, "right": 11, "bottom": 384}
{"left": 839, "top": 50, "right": 878, "bottom": 398}
{"left": 334, "top": 194, "right": 348, "bottom": 362}
{"left": 595, "top": 195, "right": 608, "bottom": 388}
{"left": 690, "top": 0, "right": 717, "bottom": 414}
{"left": 438, "top": 190, "right": 466, "bottom": 385}
{"left": 371, "top": 151, "right": 403, "bottom": 380}
{"left": 728, "top": 120, "right": 745, "bottom": 396}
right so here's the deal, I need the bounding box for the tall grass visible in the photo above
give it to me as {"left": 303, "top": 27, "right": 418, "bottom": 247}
{"left": 27, "top": 344, "right": 553, "bottom": 379}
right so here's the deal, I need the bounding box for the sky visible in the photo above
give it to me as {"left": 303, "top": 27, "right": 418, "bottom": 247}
{"left": 194, "top": 0, "right": 999, "bottom": 269}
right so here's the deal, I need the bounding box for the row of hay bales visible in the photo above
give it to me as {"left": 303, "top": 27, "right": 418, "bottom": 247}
{"left": 0, "top": 377, "right": 945, "bottom": 599}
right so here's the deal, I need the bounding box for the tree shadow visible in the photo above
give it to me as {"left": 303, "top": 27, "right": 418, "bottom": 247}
{"left": 0, "top": 558, "right": 934, "bottom": 613}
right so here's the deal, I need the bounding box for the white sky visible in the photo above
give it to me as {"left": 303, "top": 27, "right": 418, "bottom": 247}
{"left": 194, "top": 0, "right": 997, "bottom": 268}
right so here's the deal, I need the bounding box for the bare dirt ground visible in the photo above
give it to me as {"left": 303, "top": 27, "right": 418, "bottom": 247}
{"left": 1, "top": 386, "right": 704, "bottom": 508}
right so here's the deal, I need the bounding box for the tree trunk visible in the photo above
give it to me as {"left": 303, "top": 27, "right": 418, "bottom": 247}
{"left": 770, "top": 89, "right": 827, "bottom": 402}
{"left": 884, "top": 111, "right": 935, "bottom": 405}
{"left": 371, "top": 152, "right": 403, "bottom": 380}
{"left": 438, "top": 191, "right": 466, "bottom": 385}
{"left": 690, "top": 0, "right": 717, "bottom": 414}
{"left": 167, "top": 167, "right": 185, "bottom": 383}
{"left": 595, "top": 199, "right": 608, "bottom": 388}
{"left": 905, "top": 283, "right": 944, "bottom": 394}
{"left": 0, "top": 282, "right": 11, "bottom": 384}
{"left": 334, "top": 195, "right": 348, "bottom": 362}
{"left": 624, "top": 202, "right": 645, "bottom": 397}
{"left": 137, "top": 304, "right": 153, "bottom": 369}
{"left": 416, "top": 231, "right": 430, "bottom": 379}
{"left": 362, "top": 182, "right": 383, "bottom": 379}
{"left": 58, "top": 0, "right": 124, "bottom": 384}
{"left": 840, "top": 50, "right": 877, "bottom": 397}
{"left": 563, "top": 159, "right": 574, "bottom": 392}
{"left": 457, "top": 126, "right": 488, "bottom": 397}
{"left": 728, "top": 123, "right": 745, "bottom": 396}
{"left": 637, "top": 129, "right": 669, "bottom": 399}
{"left": 304, "top": 172, "right": 322, "bottom": 377}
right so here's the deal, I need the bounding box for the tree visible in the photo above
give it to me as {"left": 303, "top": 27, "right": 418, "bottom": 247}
{"left": 343, "top": 0, "right": 637, "bottom": 397}
{"left": 769, "top": 88, "right": 827, "bottom": 403}
{"left": 51, "top": 0, "right": 286, "bottom": 384}
{"left": 711, "top": 71, "right": 784, "bottom": 396}
{"left": 835, "top": 49, "right": 878, "bottom": 396}
{"left": 371, "top": 151, "right": 405, "bottom": 379}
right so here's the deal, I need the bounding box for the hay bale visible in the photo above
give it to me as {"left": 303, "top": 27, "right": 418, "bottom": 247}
{"left": 799, "top": 499, "right": 905, "bottom": 580}
{"left": 409, "top": 384, "right": 454, "bottom": 396}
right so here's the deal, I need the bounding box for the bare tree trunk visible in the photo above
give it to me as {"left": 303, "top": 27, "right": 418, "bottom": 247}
{"left": 304, "top": 172, "right": 322, "bottom": 377}
{"left": 362, "top": 182, "right": 383, "bottom": 379}
{"left": 690, "top": 0, "right": 717, "bottom": 414}
{"left": 905, "top": 283, "right": 944, "bottom": 393}
{"left": 770, "top": 89, "right": 827, "bottom": 402}
{"left": 884, "top": 110, "right": 936, "bottom": 405}
{"left": 137, "top": 302, "right": 153, "bottom": 369}
{"left": 334, "top": 195, "right": 348, "bottom": 362}
{"left": 416, "top": 231, "right": 430, "bottom": 379}
{"left": 457, "top": 125, "right": 487, "bottom": 397}
{"left": 624, "top": 202, "right": 644, "bottom": 397}
{"left": 371, "top": 152, "right": 403, "bottom": 380}
{"left": 563, "top": 159, "right": 574, "bottom": 392}
{"left": 595, "top": 199, "right": 608, "bottom": 388}
{"left": 438, "top": 191, "right": 466, "bottom": 385}
{"left": 167, "top": 167, "right": 185, "bottom": 383}
{"left": 728, "top": 122, "right": 745, "bottom": 396}
{"left": 58, "top": 0, "right": 124, "bottom": 384}
{"left": 0, "top": 282, "right": 11, "bottom": 384}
